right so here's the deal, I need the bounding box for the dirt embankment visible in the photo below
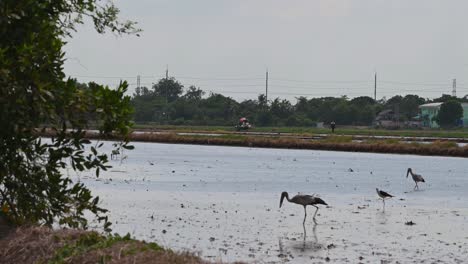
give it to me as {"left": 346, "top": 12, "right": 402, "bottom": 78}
{"left": 0, "top": 226, "right": 233, "bottom": 264}
{"left": 39, "top": 129, "right": 468, "bottom": 157}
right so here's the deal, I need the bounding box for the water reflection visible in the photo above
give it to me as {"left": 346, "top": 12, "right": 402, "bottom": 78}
{"left": 302, "top": 220, "right": 318, "bottom": 244}
{"left": 376, "top": 210, "right": 389, "bottom": 225}
{"left": 279, "top": 222, "right": 323, "bottom": 258}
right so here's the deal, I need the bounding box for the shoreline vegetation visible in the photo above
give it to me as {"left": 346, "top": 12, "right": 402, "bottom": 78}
{"left": 134, "top": 124, "right": 468, "bottom": 139}
{"left": 0, "top": 226, "right": 215, "bottom": 264}
{"left": 40, "top": 127, "right": 468, "bottom": 158}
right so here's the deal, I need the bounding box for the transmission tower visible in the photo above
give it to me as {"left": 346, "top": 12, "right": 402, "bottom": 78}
{"left": 452, "top": 78, "right": 456, "bottom": 97}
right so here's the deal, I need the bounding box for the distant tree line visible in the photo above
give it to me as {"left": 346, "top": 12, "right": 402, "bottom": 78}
{"left": 128, "top": 77, "right": 468, "bottom": 127}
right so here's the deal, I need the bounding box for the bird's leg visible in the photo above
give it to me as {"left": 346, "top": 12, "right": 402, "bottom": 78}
{"left": 313, "top": 205, "right": 319, "bottom": 220}
{"left": 303, "top": 205, "right": 307, "bottom": 226}
{"left": 312, "top": 222, "right": 318, "bottom": 243}
{"left": 303, "top": 223, "right": 307, "bottom": 240}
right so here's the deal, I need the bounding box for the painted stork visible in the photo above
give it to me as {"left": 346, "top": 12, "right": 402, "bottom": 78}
{"left": 407, "top": 168, "right": 425, "bottom": 190}
{"left": 279, "top": 192, "right": 328, "bottom": 225}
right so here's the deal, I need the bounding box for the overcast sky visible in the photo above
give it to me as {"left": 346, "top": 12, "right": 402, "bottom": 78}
{"left": 63, "top": 0, "right": 468, "bottom": 101}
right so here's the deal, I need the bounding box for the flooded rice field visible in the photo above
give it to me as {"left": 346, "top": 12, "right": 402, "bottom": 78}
{"left": 77, "top": 142, "right": 468, "bottom": 263}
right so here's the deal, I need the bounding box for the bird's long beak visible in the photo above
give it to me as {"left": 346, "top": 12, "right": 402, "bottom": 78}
{"left": 406, "top": 169, "right": 410, "bottom": 178}
{"left": 280, "top": 193, "right": 286, "bottom": 208}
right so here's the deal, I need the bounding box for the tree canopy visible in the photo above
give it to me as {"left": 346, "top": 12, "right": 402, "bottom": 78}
{"left": 436, "top": 100, "right": 463, "bottom": 128}
{"left": 0, "top": 0, "right": 138, "bottom": 230}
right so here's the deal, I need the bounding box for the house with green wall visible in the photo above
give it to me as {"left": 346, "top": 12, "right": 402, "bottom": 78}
{"left": 461, "top": 103, "right": 468, "bottom": 127}
{"left": 419, "top": 102, "right": 468, "bottom": 128}
{"left": 419, "top": 103, "right": 442, "bottom": 128}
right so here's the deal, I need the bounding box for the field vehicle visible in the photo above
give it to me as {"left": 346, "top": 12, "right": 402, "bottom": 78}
{"left": 235, "top": 117, "right": 252, "bottom": 131}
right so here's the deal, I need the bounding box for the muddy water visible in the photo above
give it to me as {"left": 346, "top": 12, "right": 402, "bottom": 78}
{"left": 78, "top": 142, "right": 468, "bottom": 263}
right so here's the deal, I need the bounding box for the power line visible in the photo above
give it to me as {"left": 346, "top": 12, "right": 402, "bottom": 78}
{"left": 174, "top": 75, "right": 264, "bottom": 81}
{"left": 379, "top": 80, "right": 451, "bottom": 86}
{"left": 70, "top": 74, "right": 157, "bottom": 79}
{"left": 68, "top": 72, "right": 467, "bottom": 99}
{"left": 70, "top": 73, "right": 463, "bottom": 87}
{"left": 270, "top": 78, "right": 371, "bottom": 84}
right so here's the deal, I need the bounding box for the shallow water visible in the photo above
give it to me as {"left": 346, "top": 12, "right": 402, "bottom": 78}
{"left": 77, "top": 142, "right": 468, "bottom": 263}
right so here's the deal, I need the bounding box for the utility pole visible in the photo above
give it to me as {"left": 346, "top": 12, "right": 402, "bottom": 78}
{"left": 265, "top": 69, "right": 269, "bottom": 103}
{"left": 166, "top": 65, "right": 169, "bottom": 80}
{"left": 165, "top": 65, "right": 168, "bottom": 104}
{"left": 137, "top": 75, "right": 140, "bottom": 89}
{"left": 452, "top": 78, "right": 457, "bottom": 97}
{"left": 374, "top": 72, "right": 377, "bottom": 101}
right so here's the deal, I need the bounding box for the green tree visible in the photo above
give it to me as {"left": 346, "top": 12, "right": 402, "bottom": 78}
{"left": 436, "top": 100, "right": 463, "bottom": 128}
{"left": 350, "top": 96, "right": 375, "bottom": 106}
{"left": 0, "top": 0, "right": 138, "bottom": 229}
{"left": 295, "top": 96, "right": 309, "bottom": 114}
{"left": 270, "top": 98, "right": 293, "bottom": 125}
{"left": 183, "top": 86, "right": 205, "bottom": 101}
{"left": 433, "top": 94, "right": 458, "bottom": 103}
{"left": 152, "top": 78, "right": 184, "bottom": 103}
{"left": 400, "top": 95, "right": 426, "bottom": 120}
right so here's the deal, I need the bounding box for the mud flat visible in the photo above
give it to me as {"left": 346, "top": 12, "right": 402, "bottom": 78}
{"left": 78, "top": 142, "right": 468, "bottom": 263}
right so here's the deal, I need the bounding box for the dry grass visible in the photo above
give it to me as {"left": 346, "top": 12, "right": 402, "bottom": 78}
{"left": 39, "top": 129, "right": 468, "bottom": 158}
{"left": 0, "top": 227, "right": 216, "bottom": 264}
{"left": 430, "top": 140, "right": 459, "bottom": 148}
{"left": 125, "top": 132, "right": 468, "bottom": 157}
{"left": 321, "top": 135, "right": 353, "bottom": 143}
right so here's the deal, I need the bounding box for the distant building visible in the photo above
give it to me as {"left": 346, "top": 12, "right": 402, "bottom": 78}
{"left": 375, "top": 109, "right": 422, "bottom": 129}
{"left": 419, "top": 102, "right": 442, "bottom": 128}
{"left": 374, "top": 109, "right": 400, "bottom": 129}
{"left": 419, "top": 102, "right": 468, "bottom": 128}
{"left": 462, "top": 103, "right": 468, "bottom": 127}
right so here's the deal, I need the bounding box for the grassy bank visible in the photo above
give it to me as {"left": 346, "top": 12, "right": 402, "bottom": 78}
{"left": 0, "top": 227, "right": 215, "bottom": 264}
{"left": 38, "top": 129, "right": 468, "bottom": 157}
{"left": 133, "top": 124, "right": 468, "bottom": 139}
{"left": 134, "top": 133, "right": 468, "bottom": 157}
{"left": 61, "top": 130, "right": 468, "bottom": 158}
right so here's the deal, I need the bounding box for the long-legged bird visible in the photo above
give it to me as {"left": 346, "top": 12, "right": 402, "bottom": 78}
{"left": 407, "top": 168, "right": 425, "bottom": 190}
{"left": 376, "top": 188, "right": 394, "bottom": 209}
{"left": 279, "top": 192, "right": 328, "bottom": 226}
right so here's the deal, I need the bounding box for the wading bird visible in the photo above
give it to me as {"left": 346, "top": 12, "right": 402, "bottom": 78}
{"left": 279, "top": 192, "right": 328, "bottom": 225}
{"left": 376, "top": 188, "right": 394, "bottom": 208}
{"left": 407, "top": 168, "right": 425, "bottom": 190}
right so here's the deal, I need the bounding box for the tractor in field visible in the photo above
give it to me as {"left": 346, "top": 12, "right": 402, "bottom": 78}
{"left": 235, "top": 117, "right": 252, "bottom": 131}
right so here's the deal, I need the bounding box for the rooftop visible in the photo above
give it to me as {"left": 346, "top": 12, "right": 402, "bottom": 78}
{"left": 419, "top": 102, "right": 443, "bottom": 108}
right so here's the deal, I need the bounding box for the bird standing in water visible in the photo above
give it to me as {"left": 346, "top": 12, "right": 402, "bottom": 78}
{"left": 376, "top": 188, "right": 394, "bottom": 209}
{"left": 407, "top": 168, "right": 425, "bottom": 190}
{"left": 279, "top": 192, "right": 328, "bottom": 225}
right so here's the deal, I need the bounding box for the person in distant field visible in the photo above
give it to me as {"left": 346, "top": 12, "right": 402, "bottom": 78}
{"left": 330, "top": 121, "right": 336, "bottom": 133}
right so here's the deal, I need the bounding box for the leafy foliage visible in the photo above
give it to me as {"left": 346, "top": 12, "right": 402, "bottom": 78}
{"left": 49, "top": 232, "right": 162, "bottom": 264}
{"left": 436, "top": 100, "right": 463, "bottom": 128}
{"left": 132, "top": 83, "right": 381, "bottom": 126}
{"left": 0, "top": 1, "right": 137, "bottom": 229}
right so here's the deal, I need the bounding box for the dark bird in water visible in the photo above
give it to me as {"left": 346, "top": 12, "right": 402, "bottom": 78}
{"left": 280, "top": 192, "right": 328, "bottom": 225}
{"left": 376, "top": 188, "right": 394, "bottom": 208}
{"left": 407, "top": 168, "right": 425, "bottom": 190}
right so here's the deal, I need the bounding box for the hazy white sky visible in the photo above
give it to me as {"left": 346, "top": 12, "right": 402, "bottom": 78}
{"left": 64, "top": 0, "right": 468, "bottom": 101}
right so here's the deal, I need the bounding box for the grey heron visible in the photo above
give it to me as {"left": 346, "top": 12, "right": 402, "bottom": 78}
{"left": 407, "top": 168, "right": 425, "bottom": 190}
{"left": 279, "top": 192, "right": 328, "bottom": 225}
